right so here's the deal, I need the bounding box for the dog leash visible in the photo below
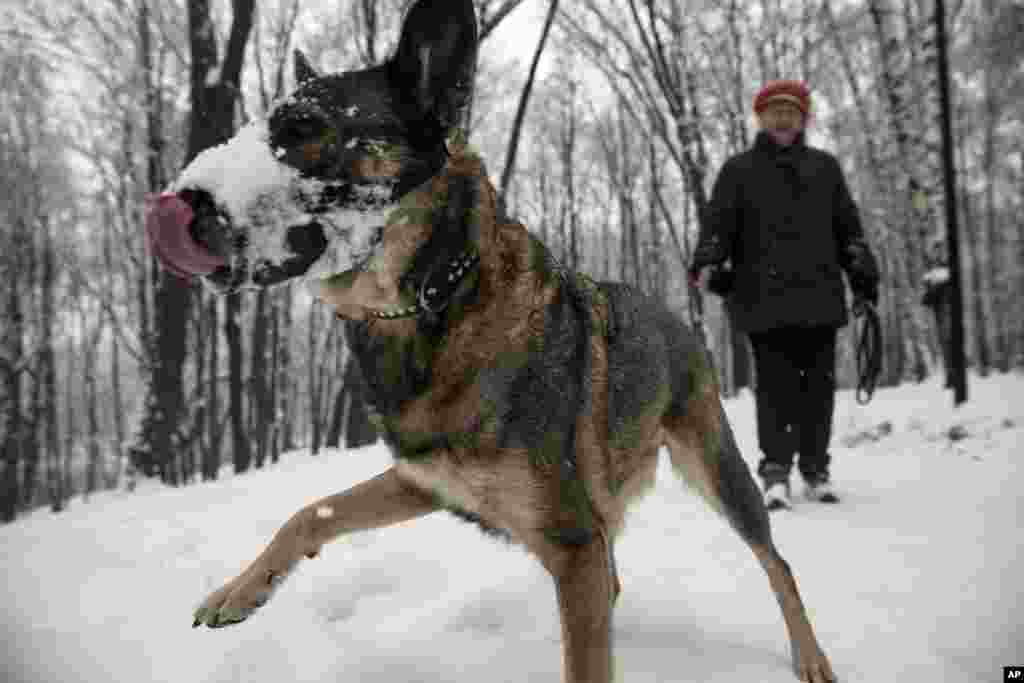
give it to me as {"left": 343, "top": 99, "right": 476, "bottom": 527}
{"left": 852, "top": 297, "right": 882, "bottom": 405}
{"left": 686, "top": 277, "right": 708, "bottom": 349}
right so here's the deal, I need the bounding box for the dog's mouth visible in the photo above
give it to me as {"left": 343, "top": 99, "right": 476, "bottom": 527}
{"left": 145, "top": 189, "right": 332, "bottom": 292}
{"left": 145, "top": 191, "right": 229, "bottom": 281}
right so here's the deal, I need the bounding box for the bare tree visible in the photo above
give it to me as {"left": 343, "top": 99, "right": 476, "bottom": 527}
{"left": 499, "top": 0, "right": 559, "bottom": 196}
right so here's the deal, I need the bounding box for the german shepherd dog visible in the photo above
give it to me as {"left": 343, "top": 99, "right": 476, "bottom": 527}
{"left": 146, "top": 1, "right": 834, "bottom": 680}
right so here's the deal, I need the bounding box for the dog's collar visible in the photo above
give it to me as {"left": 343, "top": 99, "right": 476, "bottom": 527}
{"left": 416, "top": 247, "right": 479, "bottom": 313}
{"left": 367, "top": 247, "right": 479, "bottom": 320}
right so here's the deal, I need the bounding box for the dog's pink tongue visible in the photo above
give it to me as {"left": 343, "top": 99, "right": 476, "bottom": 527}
{"left": 145, "top": 192, "right": 226, "bottom": 279}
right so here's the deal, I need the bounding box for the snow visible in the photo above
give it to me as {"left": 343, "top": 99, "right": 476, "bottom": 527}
{"left": 924, "top": 267, "right": 951, "bottom": 285}
{"left": 171, "top": 119, "right": 390, "bottom": 281}
{"left": 2, "top": 373, "right": 1022, "bottom": 683}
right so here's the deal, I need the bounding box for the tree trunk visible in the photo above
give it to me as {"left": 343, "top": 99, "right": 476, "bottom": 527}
{"left": 181, "top": 0, "right": 256, "bottom": 476}
{"left": 499, "top": 0, "right": 560, "bottom": 196}
{"left": 40, "top": 215, "right": 62, "bottom": 512}
{"left": 133, "top": 0, "right": 187, "bottom": 482}
{"left": 1, "top": 231, "right": 24, "bottom": 522}
{"left": 325, "top": 387, "right": 345, "bottom": 448}
{"left": 225, "top": 292, "right": 250, "bottom": 473}
{"left": 62, "top": 338, "right": 76, "bottom": 499}
{"left": 961, "top": 189, "right": 990, "bottom": 372}
{"left": 343, "top": 358, "right": 376, "bottom": 449}
{"left": 190, "top": 296, "right": 207, "bottom": 484}
{"left": 278, "top": 287, "right": 295, "bottom": 452}
{"left": 104, "top": 180, "right": 128, "bottom": 491}
{"left": 826, "top": 0, "right": 921, "bottom": 383}
{"left": 308, "top": 312, "right": 319, "bottom": 455}
{"left": 867, "top": 0, "right": 938, "bottom": 381}
{"left": 269, "top": 308, "right": 281, "bottom": 464}
{"left": 981, "top": 61, "right": 1006, "bottom": 371}
{"left": 561, "top": 77, "right": 579, "bottom": 271}
{"left": 84, "top": 328, "right": 102, "bottom": 501}
{"left": 249, "top": 289, "right": 270, "bottom": 468}
{"left": 1017, "top": 149, "right": 1024, "bottom": 366}
{"left": 22, "top": 226, "right": 40, "bottom": 507}
{"left": 204, "top": 296, "right": 222, "bottom": 480}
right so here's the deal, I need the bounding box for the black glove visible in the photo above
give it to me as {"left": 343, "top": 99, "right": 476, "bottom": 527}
{"left": 852, "top": 276, "right": 879, "bottom": 306}
{"left": 706, "top": 264, "right": 735, "bottom": 297}
{"left": 688, "top": 235, "right": 729, "bottom": 286}
{"left": 844, "top": 241, "right": 879, "bottom": 306}
{"left": 692, "top": 235, "right": 727, "bottom": 269}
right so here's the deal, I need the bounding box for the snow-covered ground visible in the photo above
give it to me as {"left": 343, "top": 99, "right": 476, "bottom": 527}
{"left": 2, "top": 373, "right": 1021, "bottom": 683}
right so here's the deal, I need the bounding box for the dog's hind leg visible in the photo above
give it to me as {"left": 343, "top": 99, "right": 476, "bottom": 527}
{"left": 192, "top": 467, "right": 439, "bottom": 629}
{"left": 663, "top": 390, "right": 836, "bottom": 683}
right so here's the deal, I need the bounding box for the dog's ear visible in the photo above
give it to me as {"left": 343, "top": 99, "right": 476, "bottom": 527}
{"left": 293, "top": 49, "right": 320, "bottom": 85}
{"left": 391, "top": 0, "right": 478, "bottom": 130}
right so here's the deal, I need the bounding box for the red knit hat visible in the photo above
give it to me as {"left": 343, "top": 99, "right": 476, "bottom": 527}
{"left": 754, "top": 80, "right": 811, "bottom": 115}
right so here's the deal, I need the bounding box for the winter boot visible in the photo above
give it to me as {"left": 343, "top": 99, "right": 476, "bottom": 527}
{"left": 803, "top": 471, "right": 839, "bottom": 503}
{"left": 759, "top": 462, "right": 792, "bottom": 511}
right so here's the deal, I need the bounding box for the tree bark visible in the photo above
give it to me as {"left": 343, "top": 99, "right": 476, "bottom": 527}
{"left": 308, "top": 309, "right": 322, "bottom": 455}
{"left": 40, "top": 215, "right": 62, "bottom": 512}
{"left": 185, "top": 0, "right": 255, "bottom": 478}
{"left": 133, "top": 0, "right": 184, "bottom": 481}
{"left": 204, "top": 296, "right": 222, "bottom": 480}
{"left": 499, "top": 0, "right": 559, "bottom": 196}
{"left": 84, "top": 325, "right": 102, "bottom": 501}
{"left": 325, "top": 386, "right": 345, "bottom": 448}
{"left": 249, "top": 289, "right": 270, "bottom": 468}
{"left": 0, "top": 220, "right": 25, "bottom": 522}
{"left": 343, "top": 359, "right": 376, "bottom": 449}
{"left": 226, "top": 292, "right": 250, "bottom": 473}
{"left": 62, "top": 336, "right": 76, "bottom": 499}
{"left": 278, "top": 287, "right": 295, "bottom": 452}
{"left": 269, "top": 307, "right": 281, "bottom": 464}
{"left": 867, "top": 0, "right": 938, "bottom": 380}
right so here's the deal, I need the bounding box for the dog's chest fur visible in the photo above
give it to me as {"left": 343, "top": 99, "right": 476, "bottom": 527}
{"left": 349, "top": 247, "right": 594, "bottom": 539}
{"left": 341, "top": 153, "right": 690, "bottom": 543}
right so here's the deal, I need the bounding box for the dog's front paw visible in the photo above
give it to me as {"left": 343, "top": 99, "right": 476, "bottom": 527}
{"left": 192, "top": 565, "right": 290, "bottom": 629}
{"left": 793, "top": 643, "right": 836, "bottom": 683}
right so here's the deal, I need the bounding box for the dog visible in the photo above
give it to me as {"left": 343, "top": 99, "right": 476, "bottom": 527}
{"left": 145, "top": 1, "right": 835, "bottom": 680}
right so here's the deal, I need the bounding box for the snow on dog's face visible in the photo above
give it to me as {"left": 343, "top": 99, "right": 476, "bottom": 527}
{"left": 145, "top": 0, "right": 477, "bottom": 297}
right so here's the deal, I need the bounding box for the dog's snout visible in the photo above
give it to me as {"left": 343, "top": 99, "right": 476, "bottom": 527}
{"left": 285, "top": 222, "right": 328, "bottom": 260}
{"left": 179, "top": 189, "right": 233, "bottom": 260}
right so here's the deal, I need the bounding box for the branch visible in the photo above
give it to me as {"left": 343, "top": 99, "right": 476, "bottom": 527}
{"left": 478, "top": 0, "right": 527, "bottom": 42}
{"left": 499, "top": 0, "right": 559, "bottom": 196}
{"left": 221, "top": 0, "right": 256, "bottom": 87}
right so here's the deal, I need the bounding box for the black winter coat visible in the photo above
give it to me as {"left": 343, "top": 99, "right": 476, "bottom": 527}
{"left": 697, "top": 131, "right": 873, "bottom": 333}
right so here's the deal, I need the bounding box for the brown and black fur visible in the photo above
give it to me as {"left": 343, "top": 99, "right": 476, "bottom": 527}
{"left": 182, "top": 2, "right": 835, "bottom": 681}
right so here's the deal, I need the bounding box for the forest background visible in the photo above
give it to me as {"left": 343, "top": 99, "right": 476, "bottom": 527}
{"left": 1, "top": 0, "right": 1021, "bottom": 521}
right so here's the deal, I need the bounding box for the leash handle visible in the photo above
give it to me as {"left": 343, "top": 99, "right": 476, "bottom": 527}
{"left": 852, "top": 297, "right": 883, "bottom": 405}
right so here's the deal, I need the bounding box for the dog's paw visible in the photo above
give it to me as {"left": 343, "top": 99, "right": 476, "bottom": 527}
{"left": 191, "top": 567, "right": 287, "bottom": 629}
{"left": 793, "top": 644, "right": 836, "bottom": 683}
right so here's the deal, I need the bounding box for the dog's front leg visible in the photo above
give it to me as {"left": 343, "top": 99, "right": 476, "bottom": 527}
{"left": 192, "top": 467, "right": 439, "bottom": 628}
{"left": 547, "top": 535, "right": 617, "bottom": 683}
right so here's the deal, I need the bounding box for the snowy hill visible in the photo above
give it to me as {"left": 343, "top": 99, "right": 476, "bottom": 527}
{"left": 2, "top": 373, "right": 1022, "bottom": 683}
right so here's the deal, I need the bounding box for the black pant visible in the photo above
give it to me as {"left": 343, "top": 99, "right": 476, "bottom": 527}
{"left": 748, "top": 325, "right": 837, "bottom": 480}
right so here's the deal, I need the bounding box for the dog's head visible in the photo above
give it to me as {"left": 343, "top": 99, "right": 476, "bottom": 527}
{"left": 146, "top": 0, "right": 478, "bottom": 317}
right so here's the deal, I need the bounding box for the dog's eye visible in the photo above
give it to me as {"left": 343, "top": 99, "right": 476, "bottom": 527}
{"left": 277, "top": 117, "right": 330, "bottom": 148}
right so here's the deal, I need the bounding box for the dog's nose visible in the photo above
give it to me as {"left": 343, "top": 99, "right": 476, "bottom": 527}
{"left": 145, "top": 192, "right": 227, "bottom": 279}
{"left": 285, "top": 222, "right": 327, "bottom": 260}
